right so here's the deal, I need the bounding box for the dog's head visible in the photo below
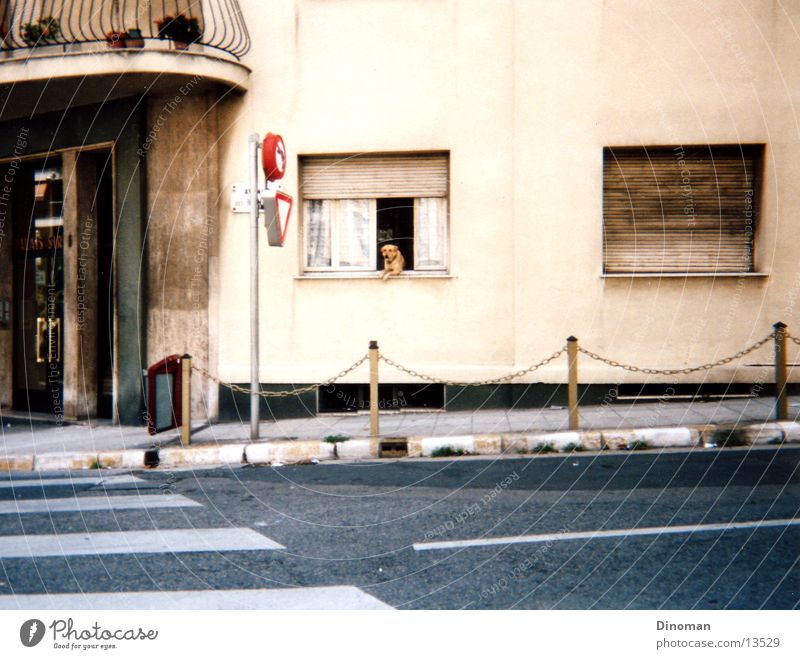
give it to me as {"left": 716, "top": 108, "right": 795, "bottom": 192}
{"left": 381, "top": 244, "right": 399, "bottom": 262}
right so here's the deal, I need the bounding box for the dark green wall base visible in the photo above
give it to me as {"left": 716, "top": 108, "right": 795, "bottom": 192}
{"left": 217, "top": 385, "right": 318, "bottom": 423}
{"left": 216, "top": 381, "right": 781, "bottom": 422}
{"left": 445, "top": 384, "right": 616, "bottom": 410}
{"left": 217, "top": 383, "right": 619, "bottom": 420}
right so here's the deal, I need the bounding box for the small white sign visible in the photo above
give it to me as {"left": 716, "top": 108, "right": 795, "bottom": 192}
{"left": 231, "top": 183, "right": 254, "bottom": 213}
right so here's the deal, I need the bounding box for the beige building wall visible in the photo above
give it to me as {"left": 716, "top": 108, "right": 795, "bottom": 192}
{"left": 146, "top": 91, "right": 220, "bottom": 417}
{"left": 214, "top": 0, "right": 800, "bottom": 391}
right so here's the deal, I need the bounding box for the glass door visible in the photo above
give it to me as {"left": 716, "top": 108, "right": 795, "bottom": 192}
{"left": 12, "top": 159, "right": 64, "bottom": 415}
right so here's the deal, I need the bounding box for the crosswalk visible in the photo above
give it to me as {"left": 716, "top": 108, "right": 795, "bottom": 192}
{"left": 0, "top": 473, "right": 391, "bottom": 610}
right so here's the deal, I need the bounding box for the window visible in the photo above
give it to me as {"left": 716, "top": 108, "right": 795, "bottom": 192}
{"left": 603, "top": 145, "right": 762, "bottom": 274}
{"left": 301, "top": 153, "right": 449, "bottom": 274}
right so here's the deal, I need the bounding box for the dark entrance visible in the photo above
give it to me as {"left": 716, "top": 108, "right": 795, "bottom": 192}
{"left": 10, "top": 149, "right": 115, "bottom": 419}
{"left": 12, "top": 158, "right": 65, "bottom": 415}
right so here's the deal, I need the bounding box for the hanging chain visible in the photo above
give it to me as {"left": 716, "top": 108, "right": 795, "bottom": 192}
{"left": 379, "top": 347, "right": 567, "bottom": 387}
{"left": 577, "top": 332, "right": 776, "bottom": 375}
{"left": 192, "top": 354, "right": 368, "bottom": 398}
{"left": 192, "top": 330, "right": 783, "bottom": 397}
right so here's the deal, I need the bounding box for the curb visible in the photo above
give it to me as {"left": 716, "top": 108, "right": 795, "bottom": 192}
{"left": 1, "top": 422, "right": 798, "bottom": 472}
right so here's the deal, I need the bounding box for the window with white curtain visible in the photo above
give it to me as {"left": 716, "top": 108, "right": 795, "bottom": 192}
{"left": 301, "top": 153, "right": 449, "bottom": 274}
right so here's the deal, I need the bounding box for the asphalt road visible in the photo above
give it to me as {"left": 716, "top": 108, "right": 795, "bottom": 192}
{"left": 0, "top": 447, "right": 798, "bottom": 609}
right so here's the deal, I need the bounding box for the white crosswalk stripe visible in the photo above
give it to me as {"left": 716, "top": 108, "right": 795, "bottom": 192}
{"left": 0, "top": 475, "right": 144, "bottom": 489}
{"left": 0, "top": 472, "right": 392, "bottom": 609}
{"left": 0, "top": 493, "right": 201, "bottom": 515}
{"left": 0, "top": 528, "right": 285, "bottom": 558}
{"left": 0, "top": 587, "right": 392, "bottom": 610}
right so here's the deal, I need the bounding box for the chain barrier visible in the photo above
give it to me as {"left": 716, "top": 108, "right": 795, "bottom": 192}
{"left": 576, "top": 332, "right": 776, "bottom": 375}
{"left": 787, "top": 332, "right": 800, "bottom": 347}
{"left": 378, "top": 347, "right": 567, "bottom": 387}
{"left": 192, "top": 354, "right": 368, "bottom": 398}
{"left": 191, "top": 330, "right": 783, "bottom": 397}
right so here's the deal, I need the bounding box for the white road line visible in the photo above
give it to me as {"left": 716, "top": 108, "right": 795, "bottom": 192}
{"left": 0, "top": 587, "right": 392, "bottom": 610}
{"left": 0, "top": 475, "right": 143, "bottom": 489}
{"left": 413, "top": 517, "right": 800, "bottom": 551}
{"left": 0, "top": 494, "right": 201, "bottom": 515}
{"left": 0, "top": 528, "right": 284, "bottom": 558}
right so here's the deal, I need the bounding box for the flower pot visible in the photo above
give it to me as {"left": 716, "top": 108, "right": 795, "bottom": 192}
{"left": 172, "top": 40, "right": 189, "bottom": 50}
{"left": 126, "top": 30, "right": 144, "bottom": 48}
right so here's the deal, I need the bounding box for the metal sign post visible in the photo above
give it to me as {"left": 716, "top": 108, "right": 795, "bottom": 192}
{"left": 245, "top": 132, "right": 291, "bottom": 442}
{"left": 249, "top": 133, "right": 260, "bottom": 441}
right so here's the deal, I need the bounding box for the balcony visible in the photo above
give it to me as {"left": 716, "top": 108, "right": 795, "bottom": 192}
{"left": 0, "top": 1, "right": 252, "bottom": 118}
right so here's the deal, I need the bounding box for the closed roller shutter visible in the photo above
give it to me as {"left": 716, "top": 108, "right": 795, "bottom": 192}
{"left": 300, "top": 153, "right": 449, "bottom": 199}
{"left": 603, "top": 146, "right": 760, "bottom": 274}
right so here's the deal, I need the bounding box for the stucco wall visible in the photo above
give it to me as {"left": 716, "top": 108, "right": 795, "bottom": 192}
{"left": 145, "top": 91, "right": 219, "bottom": 418}
{"left": 214, "top": 0, "right": 800, "bottom": 389}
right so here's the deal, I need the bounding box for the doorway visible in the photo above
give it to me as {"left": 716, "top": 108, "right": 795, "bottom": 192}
{"left": 12, "top": 159, "right": 64, "bottom": 416}
{"left": 11, "top": 149, "right": 115, "bottom": 419}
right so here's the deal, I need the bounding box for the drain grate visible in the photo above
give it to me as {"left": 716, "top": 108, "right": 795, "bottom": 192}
{"left": 144, "top": 449, "right": 160, "bottom": 468}
{"left": 379, "top": 439, "right": 408, "bottom": 458}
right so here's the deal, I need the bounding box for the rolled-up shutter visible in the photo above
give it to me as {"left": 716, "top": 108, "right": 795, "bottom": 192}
{"left": 603, "top": 146, "right": 760, "bottom": 273}
{"left": 300, "top": 153, "right": 448, "bottom": 199}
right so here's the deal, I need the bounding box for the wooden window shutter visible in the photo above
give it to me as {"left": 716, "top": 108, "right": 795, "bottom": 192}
{"left": 300, "top": 153, "right": 449, "bottom": 199}
{"left": 603, "top": 145, "right": 761, "bottom": 274}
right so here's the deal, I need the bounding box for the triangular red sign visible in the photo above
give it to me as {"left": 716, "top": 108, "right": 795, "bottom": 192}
{"left": 264, "top": 190, "right": 293, "bottom": 247}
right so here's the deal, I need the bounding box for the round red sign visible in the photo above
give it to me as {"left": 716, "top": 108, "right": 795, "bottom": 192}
{"left": 262, "top": 133, "right": 287, "bottom": 182}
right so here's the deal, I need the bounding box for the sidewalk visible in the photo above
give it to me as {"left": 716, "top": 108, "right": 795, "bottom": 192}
{"left": 2, "top": 395, "right": 799, "bottom": 471}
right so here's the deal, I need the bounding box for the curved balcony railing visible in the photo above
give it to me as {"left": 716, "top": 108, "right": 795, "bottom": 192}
{"left": 0, "top": 0, "right": 250, "bottom": 60}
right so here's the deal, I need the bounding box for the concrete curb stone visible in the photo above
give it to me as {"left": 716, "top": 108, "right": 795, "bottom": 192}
{"left": 0, "top": 454, "right": 35, "bottom": 471}
{"left": 775, "top": 421, "right": 800, "bottom": 443}
{"left": 2, "top": 422, "right": 798, "bottom": 473}
{"left": 34, "top": 452, "right": 99, "bottom": 471}
{"left": 601, "top": 427, "right": 699, "bottom": 450}
{"left": 744, "top": 423, "right": 785, "bottom": 446}
{"left": 418, "top": 435, "right": 475, "bottom": 457}
{"left": 244, "top": 440, "right": 335, "bottom": 465}
{"left": 335, "top": 439, "right": 377, "bottom": 460}
{"left": 501, "top": 432, "right": 598, "bottom": 453}
{"left": 97, "top": 450, "right": 147, "bottom": 470}
{"left": 159, "top": 444, "right": 247, "bottom": 468}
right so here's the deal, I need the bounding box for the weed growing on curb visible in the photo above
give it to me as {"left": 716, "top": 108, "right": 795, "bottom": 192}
{"left": 627, "top": 440, "right": 650, "bottom": 451}
{"left": 89, "top": 459, "right": 102, "bottom": 469}
{"left": 563, "top": 442, "right": 584, "bottom": 452}
{"left": 324, "top": 434, "right": 350, "bottom": 444}
{"left": 532, "top": 442, "right": 556, "bottom": 454}
{"left": 710, "top": 428, "right": 748, "bottom": 447}
{"left": 768, "top": 436, "right": 784, "bottom": 445}
{"left": 431, "top": 446, "right": 466, "bottom": 457}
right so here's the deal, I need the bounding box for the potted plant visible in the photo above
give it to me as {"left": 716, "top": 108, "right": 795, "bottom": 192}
{"left": 125, "top": 28, "right": 144, "bottom": 48}
{"left": 155, "top": 14, "right": 201, "bottom": 50}
{"left": 21, "top": 16, "right": 60, "bottom": 47}
{"left": 106, "top": 30, "right": 128, "bottom": 48}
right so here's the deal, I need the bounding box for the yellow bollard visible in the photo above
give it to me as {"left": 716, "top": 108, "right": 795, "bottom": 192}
{"left": 369, "top": 341, "right": 380, "bottom": 437}
{"left": 567, "top": 337, "right": 579, "bottom": 430}
{"left": 181, "top": 354, "right": 192, "bottom": 446}
{"left": 773, "top": 322, "right": 788, "bottom": 421}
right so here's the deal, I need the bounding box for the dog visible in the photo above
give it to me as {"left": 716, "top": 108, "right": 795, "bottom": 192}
{"left": 380, "top": 244, "right": 405, "bottom": 279}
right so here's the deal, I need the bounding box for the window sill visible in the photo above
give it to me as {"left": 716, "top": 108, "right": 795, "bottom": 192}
{"left": 602, "top": 272, "right": 769, "bottom": 279}
{"left": 295, "top": 272, "right": 454, "bottom": 280}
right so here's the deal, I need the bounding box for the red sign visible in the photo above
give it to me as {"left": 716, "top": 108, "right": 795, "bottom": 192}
{"left": 262, "top": 133, "right": 287, "bottom": 182}
{"left": 264, "top": 190, "right": 293, "bottom": 247}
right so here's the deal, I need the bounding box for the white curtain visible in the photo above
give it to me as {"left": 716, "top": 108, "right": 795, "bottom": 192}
{"left": 415, "top": 197, "right": 447, "bottom": 268}
{"left": 305, "top": 199, "right": 332, "bottom": 267}
{"left": 338, "top": 199, "right": 371, "bottom": 268}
